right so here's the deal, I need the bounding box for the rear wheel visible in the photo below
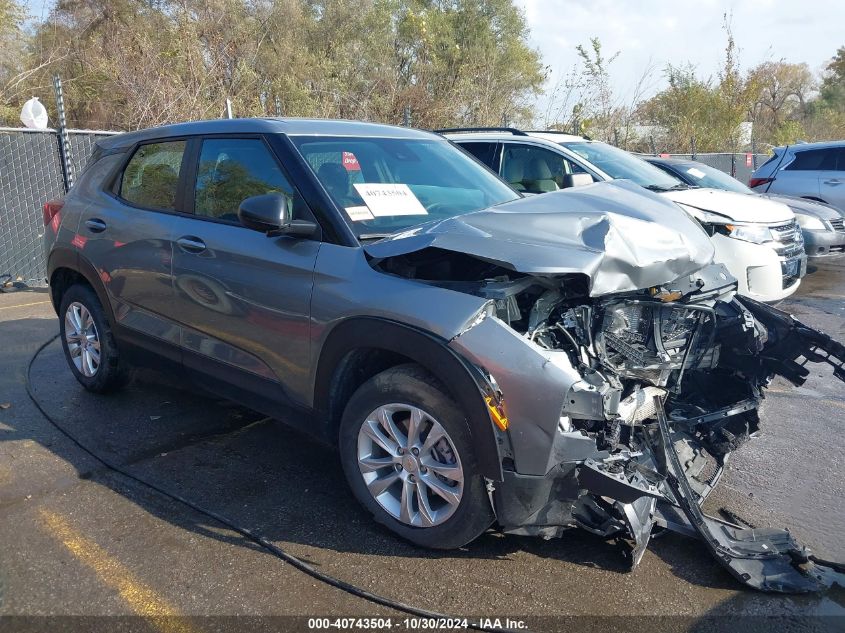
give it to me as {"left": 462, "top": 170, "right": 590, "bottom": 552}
{"left": 59, "top": 284, "right": 129, "bottom": 393}
{"left": 339, "top": 364, "right": 494, "bottom": 549}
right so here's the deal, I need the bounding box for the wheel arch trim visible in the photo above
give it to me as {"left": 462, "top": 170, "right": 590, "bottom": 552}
{"left": 314, "top": 317, "right": 504, "bottom": 481}
{"left": 47, "top": 248, "right": 116, "bottom": 326}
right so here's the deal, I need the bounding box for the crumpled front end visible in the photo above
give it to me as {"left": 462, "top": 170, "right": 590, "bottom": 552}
{"left": 364, "top": 181, "right": 845, "bottom": 592}
{"left": 444, "top": 262, "right": 845, "bottom": 593}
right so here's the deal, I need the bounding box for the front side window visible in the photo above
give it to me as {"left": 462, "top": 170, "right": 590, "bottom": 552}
{"left": 194, "top": 138, "right": 301, "bottom": 222}
{"left": 119, "top": 141, "right": 186, "bottom": 210}
{"left": 563, "top": 141, "right": 682, "bottom": 191}
{"left": 785, "top": 149, "right": 838, "bottom": 171}
{"left": 501, "top": 144, "right": 590, "bottom": 193}
{"left": 291, "top": 135, "right": 519, "bottom": 237}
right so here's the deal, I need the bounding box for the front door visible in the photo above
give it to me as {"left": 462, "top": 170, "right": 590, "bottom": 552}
{"left": 169, "top": 136, "right": 321, "bottom": 409}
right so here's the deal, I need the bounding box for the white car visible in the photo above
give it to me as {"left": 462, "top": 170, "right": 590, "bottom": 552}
{"left": 444, "top": 128, "right": 807, "bottom": 302}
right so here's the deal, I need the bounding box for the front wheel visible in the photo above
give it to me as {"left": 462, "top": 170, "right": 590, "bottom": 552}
{"left": 339, "top": 364, "right": 494, "bottom": 549}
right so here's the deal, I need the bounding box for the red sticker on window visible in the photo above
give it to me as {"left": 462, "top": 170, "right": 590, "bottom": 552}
{"left": 342, "top": 152, "right": 361, "bottom": 171}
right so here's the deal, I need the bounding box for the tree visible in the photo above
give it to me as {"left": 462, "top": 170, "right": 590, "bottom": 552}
{"left": 636, "top": 16, "right": 757, "bottom": 153}
{"left": 13, "top": 0, "right": 543, "bottom": 130}
{"left": 0, "top": 0, "right": 28, "bottom": 123}
{"left": 818, "top": 45, "right": 845, "bottom": 111}
{"left": 747, "top": 61, "right": 814, "bottom": 144}
{"left": 541, "top": 37, "right": 653, "bottom": 147}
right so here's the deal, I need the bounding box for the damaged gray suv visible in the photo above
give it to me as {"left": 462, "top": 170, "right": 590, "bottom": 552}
{"left": 44, "top": 119, "right": 845, "bottom": 593}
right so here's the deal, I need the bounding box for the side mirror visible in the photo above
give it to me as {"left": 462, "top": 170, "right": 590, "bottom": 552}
{"left": 237, "top": 193, "right": 317, "bottom": 237}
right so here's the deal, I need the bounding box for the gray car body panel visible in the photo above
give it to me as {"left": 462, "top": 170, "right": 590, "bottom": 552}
{"left": 308, "top": 242, "right": 491, "bottom": 404}
{"left": 363, "top": 180, "right": 715, "bottom": 297}
{"left": 448, "top": 316, "right": 583, "bottom": 475}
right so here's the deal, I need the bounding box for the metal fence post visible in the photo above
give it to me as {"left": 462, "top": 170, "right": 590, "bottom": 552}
{"left": 52, "top": 75, "right": 74, "bottom": 192}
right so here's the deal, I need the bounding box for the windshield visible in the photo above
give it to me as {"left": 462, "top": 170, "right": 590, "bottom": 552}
{"left": 291, "top": 136, "right": 520, "bottom": 238}
{"left": 562, "top": 141, "right": 683, "bottom": 191}
{"left": 672, "top": 162, "right": 752, "bottom": 193}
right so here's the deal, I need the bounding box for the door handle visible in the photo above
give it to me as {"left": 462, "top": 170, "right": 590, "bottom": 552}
{"left": 176, "top": 236, "right": 207, "bottom": 253}
{"left": 84, "top": 218, "right": 107, "bottom": 233}
{"left": 823, "top": 179, "right": 842, "bottom": 186}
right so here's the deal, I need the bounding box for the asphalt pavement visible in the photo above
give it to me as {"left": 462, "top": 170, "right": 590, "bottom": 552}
{"left": 1, "top": 260, "right": 844, "bottom": 632}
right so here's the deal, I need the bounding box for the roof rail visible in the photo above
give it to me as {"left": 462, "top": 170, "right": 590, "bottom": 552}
{"left": 525, "top": 129, "right": 591, "bottom": 140}
{"left": 434, "top": 127, "right": 528, "bottom": 136}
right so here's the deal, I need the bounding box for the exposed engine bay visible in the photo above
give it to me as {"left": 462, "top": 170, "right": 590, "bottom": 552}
{"left": 370, "top": 247, "right": 845, "bottom": 593}
{"left": 362, "top": 182, "right": 845, "bottom": 593}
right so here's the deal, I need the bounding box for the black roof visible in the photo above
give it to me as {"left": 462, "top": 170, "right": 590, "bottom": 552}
{"left": 97, "top": 118, "right": 438, "bottom": 150}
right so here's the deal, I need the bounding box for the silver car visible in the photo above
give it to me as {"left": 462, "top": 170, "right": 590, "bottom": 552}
{"left": 43, "top": 118, "right": 845, "bottom": 593}
{"left": 750, "top": 140, "right": 845, "bottom": 211}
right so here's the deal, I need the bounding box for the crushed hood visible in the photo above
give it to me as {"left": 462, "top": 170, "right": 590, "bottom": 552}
{"left": 663, "top": 187, "right": 794, "bottom": 224}
{"left": 364, "top": 180, "right": 716, "bottom": 297}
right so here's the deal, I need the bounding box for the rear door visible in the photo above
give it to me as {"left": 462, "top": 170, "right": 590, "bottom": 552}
{"left": 775, "top": 148, "right": 835, "bottom": 199}
{"left": 79, "top": 138, "right": 188, "bottom": 359}
{"left": 168, "top": 135, "right": 321, "bottom": 409}
{"left": 818, "top": 148, "right": 845, "bottom": 209}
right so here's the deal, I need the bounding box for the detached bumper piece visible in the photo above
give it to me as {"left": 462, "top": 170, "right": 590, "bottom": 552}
{"left": 742, "top": 298, "right": 845, "bottom": 385}
{"left": 652, "top": 396, "right": 845, "bottom": 593}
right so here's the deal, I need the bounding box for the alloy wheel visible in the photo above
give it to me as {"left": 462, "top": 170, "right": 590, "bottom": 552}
{"left": 64, "top": 301, "right": 101, "bottom": 377}
{"left": 357, "top": 403, "right": 464, "bottom": 528}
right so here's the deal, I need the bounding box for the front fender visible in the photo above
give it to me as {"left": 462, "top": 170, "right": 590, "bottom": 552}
{"left": 313, "top": 317, "right": 504, "bottom": 481}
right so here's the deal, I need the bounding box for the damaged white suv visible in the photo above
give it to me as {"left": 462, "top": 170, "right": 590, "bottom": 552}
{"left": 45, "top": 119, "right": 844, "bottom": 594}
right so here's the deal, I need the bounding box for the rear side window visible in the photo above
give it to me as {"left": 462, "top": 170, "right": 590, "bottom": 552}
{"left": 757, "top": 152, "right": 781, "bottom": 171}
{"left": 194, "top": 138, "right": 303, "bottom": 223}
{"left": 119, "top": 141, "right": 186, "bottom": 210}
{"left": 785, "top": 148, "right": 838, "bottom": 171}
{"left": 459, "top": 142, "right": 499, "bottom": 170}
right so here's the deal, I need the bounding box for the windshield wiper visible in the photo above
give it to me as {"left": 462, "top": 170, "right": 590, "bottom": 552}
{"left": 644, "top": 183, "right": 691, "bottom": 192}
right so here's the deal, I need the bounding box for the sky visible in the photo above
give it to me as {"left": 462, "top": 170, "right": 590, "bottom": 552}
{"left": 520, "top": 0, "right": 845, "bottom": 115}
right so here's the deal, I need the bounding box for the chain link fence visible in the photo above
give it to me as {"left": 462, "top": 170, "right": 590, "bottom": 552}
{"left": 0, "top": 128, "right": 116, "bottom": 287}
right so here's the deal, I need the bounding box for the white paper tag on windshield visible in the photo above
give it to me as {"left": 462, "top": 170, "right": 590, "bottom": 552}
{"left": 686, "top": 167, "right": 706, "bottom": 179}
{"left": 345, "top": 205, "right": 374, "bottom": 221}
{"left": 353, "top": 183, "right": 428, "bottom": 217}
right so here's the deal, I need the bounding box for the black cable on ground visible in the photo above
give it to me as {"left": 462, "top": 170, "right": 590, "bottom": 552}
{"left": 26, "top": 334, "right": 517, "bottom": 633}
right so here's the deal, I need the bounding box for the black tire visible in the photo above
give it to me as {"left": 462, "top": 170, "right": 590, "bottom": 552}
{"left": 339, "top": 364, "right": 494, "bottom": 549}
{"left": 58, "top": 283, "right": 129, "bottom": 393}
